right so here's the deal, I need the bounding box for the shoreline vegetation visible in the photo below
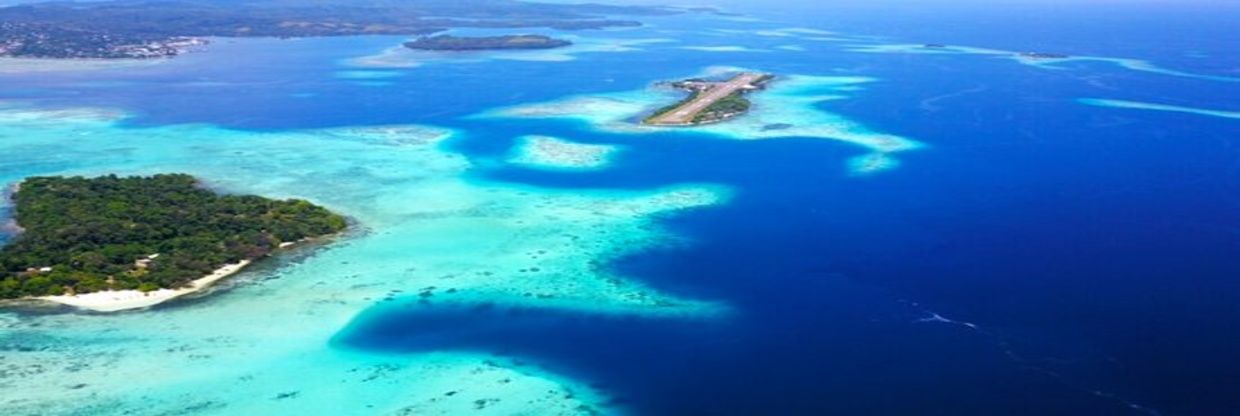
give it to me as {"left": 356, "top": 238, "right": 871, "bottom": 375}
{"left": 404, "top": 34, "right": 572, "bottom": 51}
{"left": 0, "top": 0, "right": 674, "bottom": 60}
{"left": 0, "top": 174, "right": 348, "bottom": 312}
{"left": 644, "top": 72, "right": 775, "bottom": 126}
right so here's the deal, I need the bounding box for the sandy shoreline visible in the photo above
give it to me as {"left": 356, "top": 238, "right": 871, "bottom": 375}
{"left": 35, "top": 260, "right": 252, "bottom": 313}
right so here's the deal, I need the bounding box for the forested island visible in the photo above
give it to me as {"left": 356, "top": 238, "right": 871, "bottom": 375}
{"left": 0, "top": 174, "right": 347, "bottom": 301}
{"left": 405, "top": 34, "right": 572, "bottom": 51}
{"left": 644, "top": 73, "right": 775, "bottom": 126}
{"left": 0, "top": 0, "right": 670, "bottom": 59}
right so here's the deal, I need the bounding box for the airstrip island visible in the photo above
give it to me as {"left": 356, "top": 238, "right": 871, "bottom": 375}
{"left": 644, "top": 72, "right": 774, "bottom": 126}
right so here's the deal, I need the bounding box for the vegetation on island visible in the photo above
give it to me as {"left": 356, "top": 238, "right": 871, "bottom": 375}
{"left": 645, "top": 90, "right": 752, "bottom": 125}
{"left": 0, "top": 0, "right": 667, "bottom": 59}
{"left": 0, "top": 174, "right": 347, "bottom": 299}
{"left": 0, "top": 22, "right": 206, "bottom": 59}
{"left": 693, "top": 91, "right": 752, "bottom": 124}
{"left": 644, "top": 90, "right": 704, "bottom": 123}
{"left": 643, "top": 74, "right": 775, "bottom": 125}
{"left": 404, "top": 35, "right": 572, "bottom": 51}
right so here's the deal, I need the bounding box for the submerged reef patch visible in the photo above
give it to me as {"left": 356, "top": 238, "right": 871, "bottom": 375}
{"left": 508, "top": 135, "right": 622, "bottom": 171}
{"left": 0, "top": 57, "right": 166, "bottom": 74}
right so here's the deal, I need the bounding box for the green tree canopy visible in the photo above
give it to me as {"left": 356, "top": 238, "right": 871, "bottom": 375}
{"left": 0, "top": 174, "right": 347, "bottom": 299}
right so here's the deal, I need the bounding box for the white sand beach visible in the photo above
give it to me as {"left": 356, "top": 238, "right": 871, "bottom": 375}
{"left": 37, "top": 260, "right": 252, "bottom": 312}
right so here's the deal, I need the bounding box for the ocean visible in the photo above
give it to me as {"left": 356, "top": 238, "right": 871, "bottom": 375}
{"left": 1, "top": 2, "right": 1238, "bottom": 415}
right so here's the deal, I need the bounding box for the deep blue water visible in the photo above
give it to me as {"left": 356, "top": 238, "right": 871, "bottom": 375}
{"left": 5, "top": 3, "right": 1240, "bottom": 415}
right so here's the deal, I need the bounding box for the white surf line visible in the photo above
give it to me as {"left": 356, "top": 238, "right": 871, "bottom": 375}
{"left": 902, "top": 300, "right": 1161, "bottom": 415}
{"left": 1079, "top": 98, "right": 1240, "bottom": 120}
{"left": 914, "top": 311, "right": 978, "bottom": 329}
{"left": 917, "top": 85, "right": 989, "bottom": 112}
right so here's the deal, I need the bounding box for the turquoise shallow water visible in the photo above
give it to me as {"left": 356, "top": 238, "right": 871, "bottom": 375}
{"left": 0, "top": 107, "right": 728, "bottom": 414}
{"left": 2, "top": 4, "right": 1240, "bottom": 415}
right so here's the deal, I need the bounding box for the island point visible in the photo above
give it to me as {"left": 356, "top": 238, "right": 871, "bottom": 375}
{"left": 644, "top": 72, "right": 774, "bottom": 126}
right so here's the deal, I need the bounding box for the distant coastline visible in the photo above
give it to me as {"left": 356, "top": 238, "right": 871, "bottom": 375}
{"left": 405, "top": 35, "right": 572, "bottom": 51}
{"left": 0, "top": 1, "right": 661, "bottom": 60}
